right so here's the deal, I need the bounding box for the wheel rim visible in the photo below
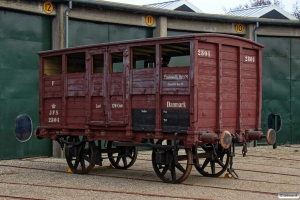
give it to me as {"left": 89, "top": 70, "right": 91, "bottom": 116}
{"left": 65, "top": 136, "right": 95, "bottom": 174}
{"left": 152, "top": 139, "right": 192, "bottom": 184}
{"left": 194, "top": 145, "right": 231, "bottom": 177}
{"left": 107, "top": 141, "right": 138, "bottom": 169}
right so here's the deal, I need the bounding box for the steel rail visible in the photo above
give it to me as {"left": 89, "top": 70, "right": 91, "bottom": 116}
{"left": 0, "top": 194, "right": 44, "bottom": 200}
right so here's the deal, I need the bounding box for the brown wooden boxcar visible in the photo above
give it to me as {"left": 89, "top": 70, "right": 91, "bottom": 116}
{"left": 35, "top": 34, "right": 276, "bottom": 183}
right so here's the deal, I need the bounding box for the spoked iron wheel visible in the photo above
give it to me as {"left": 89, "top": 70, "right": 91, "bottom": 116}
{"left": 152, "top": 139, "right": 193, "bottom": 184}
{"left": 106, "top": 141, "right": 138, "bottom": 169}
{"left": 65, "top": 136, "right": 95, "bottom": 174}
{"left": 193, "top": 144, "right": 231, "bottom": 177}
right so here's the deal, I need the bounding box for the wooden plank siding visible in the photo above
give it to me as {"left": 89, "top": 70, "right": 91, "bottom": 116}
{"left": 38, "top": 34, "right": 263, "bottom": 146}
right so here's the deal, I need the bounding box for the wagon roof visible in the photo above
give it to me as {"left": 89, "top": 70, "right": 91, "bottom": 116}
{"left": 38, "top": 33, "right": 263, "bottom": 55}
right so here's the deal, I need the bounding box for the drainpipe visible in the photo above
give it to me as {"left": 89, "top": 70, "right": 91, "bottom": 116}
{"left": 65, "top": 1, "right": 72, "bottom": 48}
{"left": 253, "top": 21, "right": 259, "bottom": 147}
{"left": 254, "top": 21, "right": 259, "bottom": 42}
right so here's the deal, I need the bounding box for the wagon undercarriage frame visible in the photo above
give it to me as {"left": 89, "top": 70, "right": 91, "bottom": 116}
{"left": 56, "top": 131, "right": 242, "bottom": 183}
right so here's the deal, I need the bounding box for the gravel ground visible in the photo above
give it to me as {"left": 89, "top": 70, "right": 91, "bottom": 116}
{"left": 0, "top": 144, "right": 299, "bottom": 200}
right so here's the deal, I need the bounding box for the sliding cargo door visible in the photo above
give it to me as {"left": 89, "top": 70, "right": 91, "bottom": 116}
{"left": 0, "top": 9, "right": 52, "bottom": 159}
{"left": 291, "top": 38, "right": 300, "bottom": 144}
{"left": 258, "top": 37, "right": 291, "bottom": 145}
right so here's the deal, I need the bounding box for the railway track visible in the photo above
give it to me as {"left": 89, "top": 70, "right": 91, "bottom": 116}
{"left": 245, "top": 154, "right": 300, "bottom": 161}
{"left": 136, "top": 155, "right": 300, "bottom": 171}
{"left": 8, "top": 156, "right": 300, "bottom": 176}
{"left": 0, "top": 161, "right": 295, "bottom": 197}
{"left": 1, "top": 146, "right": 299, "bottom": 199}
{"left": 0, "top": 194, "right": 44, "bottom": 200}
{"left": 25, "top": 156, "right": 299, "bottom": 168}
{"left": 0, "top": 181, "right": 206, "bottom": 200}
{"left": 138, "top": 150, "right": 300, "bottom": 162}
{"left": 4, "top": 151, "right": 300, "bottom": 179}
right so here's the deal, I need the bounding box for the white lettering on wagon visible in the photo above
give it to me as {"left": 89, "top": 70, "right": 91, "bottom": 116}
{"left": 164, "top": 75, "right": 188, "bottom": 80}
{"left": 52, "top": 81, "right": 55, "bottom": 86}
{"left": 48, "top": 103, "right": 60, "bottom": 123}
{"left": 49, "top": 110, "right": 58, "bottom": 115}
{"left": 112, "top": 103, "right": 123, "bottom": 108}
{"left": 167, "top": 82, "right": 184, "bottom": 86}
{"left": 96, "top": 104, "right": 102, "bottom": 108}
{"left": 198, "top": 49, "right": 211, "bottom": 57}
{"left": 48, "top": 117, "right": 59, "bottom": 123}
{"left": 167, "top": 101, "right": 186, "bottom": 108}
{"left": 245, "top": 55, "right": 255, "bottom": 63}
{"left": 168, "top": 82, "right": 176, "bottom": 86}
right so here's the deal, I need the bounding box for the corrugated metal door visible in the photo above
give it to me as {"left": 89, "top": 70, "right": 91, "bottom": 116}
{"left": 291, "top": 38, "right": 300, "bottom": 144}
{"left": 258, "top": 37, "right": 292, "bottom": 145}
{"left": 0, "top": 10, "right": 52, "bottom": 159}
{"left": 68, "top": 20, "right": 153, "bottom": 47}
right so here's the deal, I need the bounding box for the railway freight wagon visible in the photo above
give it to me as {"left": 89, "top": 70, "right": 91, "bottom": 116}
{"left": 35, "top": 34, "right": 276, "bottom": 183}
